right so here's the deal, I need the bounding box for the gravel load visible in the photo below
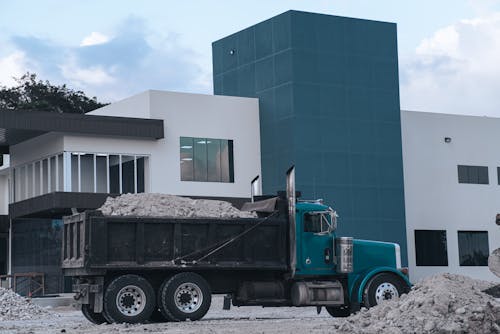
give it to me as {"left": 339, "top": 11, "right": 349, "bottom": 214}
{"left": 0, "top": 287, "right": 50, "bottom": 321}
{"left": 99, "top": 193, "right": 257, "bottom": 219}
{"left": 489, "top": 248, "right": 500, "bottom": 278}
{"left": 332, "top": 273, "right": 500, "bottom": 334}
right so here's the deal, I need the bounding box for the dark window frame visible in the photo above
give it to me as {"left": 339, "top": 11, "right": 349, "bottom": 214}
{"left": 414, "top": 229, "right": 448, "bottom": 266}
{"left": 457, "top": 165, "right": 489, "bottom": 184}
{"left": 457, "top": 231, "right": 489, "bottom": 266}
{"left": 180, "top": 136, "right": 234, "bottom": 183}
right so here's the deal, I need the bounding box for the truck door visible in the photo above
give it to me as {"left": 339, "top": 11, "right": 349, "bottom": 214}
{"left": 297, "top": 212, "right": 335, "bottom": 276}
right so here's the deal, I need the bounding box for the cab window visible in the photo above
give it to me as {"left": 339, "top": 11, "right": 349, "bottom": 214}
{"left": 304, "top": 213, "right": 323, "bottom": 233}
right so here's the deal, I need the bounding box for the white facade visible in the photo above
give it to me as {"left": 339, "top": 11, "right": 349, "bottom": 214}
{"left": 88, "top": 90, "right": 261, "bottom": 198}
{"left": 401, "top": 110, "right": 500, "bottom": 282}
{"left": 7, "top": 90, "right": 261, "bottom": 202}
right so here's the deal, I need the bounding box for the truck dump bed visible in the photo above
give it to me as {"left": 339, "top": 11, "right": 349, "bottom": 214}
{"left": 62, "top": 210, "right": 289, "bottom": 275}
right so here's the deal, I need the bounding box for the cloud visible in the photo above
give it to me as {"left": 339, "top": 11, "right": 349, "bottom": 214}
{"left": 1, "top": 16, "right": 211, "bottom": 102}
{"left": 0, "top": 51, "right": 29, "bottom": 86}
{"left": 80, "top": 32, "right": 111, "bottom": 47}
{"left": 400, "top": 12, "right": 500, "bottom": 116}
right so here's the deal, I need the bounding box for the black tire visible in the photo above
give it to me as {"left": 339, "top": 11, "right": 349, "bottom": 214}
{"left": 148, "top": 307, "right": 169, "bottom": 323}
{"left": 158, "top": 272, "right": 211, "bottom": 322}
{"left": 325, "top": 305, "right": 351, "bottom": 318}
{"left": 81, "top": 304, "right": 108, "bottom": 324}
{"left": 103, "top": 274, "right": 156, "bottom": 324}
{"left": 362, "top": 273, "right": 410, "bottom": 308}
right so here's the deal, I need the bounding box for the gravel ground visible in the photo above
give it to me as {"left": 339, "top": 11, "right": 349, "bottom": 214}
{"left": 0, "top": 296, "right": 336, "bottom": 334}
{"left": 2, "top": 275, "right": 499, "bottom": 334}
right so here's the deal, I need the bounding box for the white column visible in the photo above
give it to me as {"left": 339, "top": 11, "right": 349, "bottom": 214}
{"left": 63, "top": 152, "right": 72, "bottom": 192}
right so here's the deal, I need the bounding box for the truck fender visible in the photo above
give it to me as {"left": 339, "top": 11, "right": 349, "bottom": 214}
{"left": 353, "top": 267, "right": 412, "bottom": 303}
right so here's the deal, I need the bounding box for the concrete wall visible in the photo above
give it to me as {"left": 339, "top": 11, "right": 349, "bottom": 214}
{"left": 402, "top": 110, "right": 500, "bottom": 282}
{"left": 10, "top": 133, "right": 64, "bottom": 167}
{"left": 87, "top": 90, "right": 261, "bottom": 198}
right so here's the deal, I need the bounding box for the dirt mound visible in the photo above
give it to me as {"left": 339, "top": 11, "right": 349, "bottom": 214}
{"left": 0, "top": 287, "right": 51, "bottom": 321}
{"left": 99, "top": 193, "right": 257, "bottom": 219}
{"left": 333, "top": 273, "right": 500, "bottom": 334}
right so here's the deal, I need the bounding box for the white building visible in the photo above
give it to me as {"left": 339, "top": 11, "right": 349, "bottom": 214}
{"left": 0, "top": 90, "right": 261, "bottom": 292}
{"left": 402, "top": 110, "right": 500, "bottom": 282}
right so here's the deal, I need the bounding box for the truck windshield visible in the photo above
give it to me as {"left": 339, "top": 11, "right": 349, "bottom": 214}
{"left": 303, "top": 211, "right": 335, "bottom": 234}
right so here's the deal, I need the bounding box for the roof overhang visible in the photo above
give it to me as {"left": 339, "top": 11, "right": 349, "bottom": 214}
{"left": 0, "top": 109, "right": 164, "bottom": 153}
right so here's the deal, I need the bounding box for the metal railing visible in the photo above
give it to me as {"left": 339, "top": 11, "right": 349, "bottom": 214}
{"left": 0, "top": 272, "right": 45, "bottom": 297}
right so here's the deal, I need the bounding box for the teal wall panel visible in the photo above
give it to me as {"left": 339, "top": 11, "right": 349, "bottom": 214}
{"left": 212, "top": 10, "right": 408, "bottom": 266}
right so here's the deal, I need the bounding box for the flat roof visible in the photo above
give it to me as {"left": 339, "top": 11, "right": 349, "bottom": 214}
{"left": 0, "top": 109, "right": 164, "bottom": 153}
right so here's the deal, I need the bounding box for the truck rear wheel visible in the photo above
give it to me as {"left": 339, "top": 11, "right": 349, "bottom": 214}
{"left": 362, "top": 273, "right": 409, "bottom": 308}
{"left": 103, "top": 274, "right": 156, "bottom": 324}
{"left": 158, "top": 272, "right": 211, "bottom": 321}
{"left": 81, "top": 304, "right": 108, "bottom": 324}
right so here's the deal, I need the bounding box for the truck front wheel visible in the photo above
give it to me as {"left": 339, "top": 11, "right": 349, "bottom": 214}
{"left": 362, "top": 273, "right": 409, "bottom": 308}
{"left": 325, "top": 305, "right": 351, "bottom": 318}
{"left": 158, "top": 272, "right": 211, "bottom": 321}
{"left": 103, "top": 274, "right": 156, "bottom": 324}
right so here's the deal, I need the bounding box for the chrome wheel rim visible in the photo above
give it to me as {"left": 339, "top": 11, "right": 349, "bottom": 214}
{"left": 115, "top": 285, "right": 146, "bottom": 316}
{"left": 375, "top": 282, "right": 399, "bottom": 304}
{"left": 174, "top": 282, "right": 203, "bottom": 313}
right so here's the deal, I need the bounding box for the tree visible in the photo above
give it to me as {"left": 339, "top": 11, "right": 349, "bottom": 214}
{"left": 0, "top": 73, "right": 108, "bottom": 113}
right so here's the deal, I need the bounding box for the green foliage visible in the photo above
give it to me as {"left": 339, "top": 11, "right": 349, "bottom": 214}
{"left": 0, "top": 73, "right": 108, "bottom": 113}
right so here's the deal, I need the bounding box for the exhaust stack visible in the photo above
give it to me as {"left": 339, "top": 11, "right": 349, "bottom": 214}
{"left": 286, "top": 166, "right": 297, "bottom": 277}
{"left": 250, "top": 175, "right": 260, "bottom": 203}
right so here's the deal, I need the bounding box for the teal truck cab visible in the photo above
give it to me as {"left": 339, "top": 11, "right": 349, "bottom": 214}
{"left": 63, "top": 166, "right": 411, "bottom": 324}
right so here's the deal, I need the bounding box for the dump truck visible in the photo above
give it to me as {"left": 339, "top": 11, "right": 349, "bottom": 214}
{"left": 62, "top": 167, "right": 411, "bottom": 324}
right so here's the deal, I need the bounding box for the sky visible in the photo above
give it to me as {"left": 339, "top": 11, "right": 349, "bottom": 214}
{"left": 1, "top": 0, "right": 500, "bottom": 116}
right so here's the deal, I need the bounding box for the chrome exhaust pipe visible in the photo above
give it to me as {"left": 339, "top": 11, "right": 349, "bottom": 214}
{"left": 286, "top": 166, "right": 297, "bottom": 277}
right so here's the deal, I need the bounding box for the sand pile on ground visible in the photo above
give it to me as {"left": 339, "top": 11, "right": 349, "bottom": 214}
{"left": 333, "top": 273, "right": 500, "bottom": 334}
{"left": 0, "top": 287, "right": 50, "bottom": 321}
{"left": 99, "top": 193, "right": 257, "bottom": 219}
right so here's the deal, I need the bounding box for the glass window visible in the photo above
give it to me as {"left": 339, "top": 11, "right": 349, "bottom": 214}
{"left": 457, "top": 165, "right": 489, "bottom": 184}
{"left": 304, "top": 213, "right": 322, "bottom": 232}
{"left": 180, "top": 137, "right": 234, "bottom": 183}
{"left": 194, "top": 138, "right": 208, "bottom": 182}
{"left": 109, "top": 155, "right": 120, "bottom": 193}
{"left": 96, "top": 155, "right": 108, "bottom": 193}
{"left": 180, "top": 137, "right": 194, "bottom": 181}
{"left": 42, "top": 159, "right": 49, "bottom": 194}
{"left": 458, "top": 231, "right": 489, "bottom": 266}
{"left": 57, "top": 154, "right": 64, "bottom": 191}
{"left": 50, "top": 156, "right": 57, "bottom": 192}
{"left": 80, "top": 154, "right": 95, "bottom": 192}
{"left": 121, "top": 155, "right": 135, "bottom": 194}
{"left": 221, "top": 139, "right": 234, "bottom": 183}
{"left": 137, "top": 157, "right": 145, "bottom": 193}
{"left": 71, "top": 154, "right": 79, "bottom": 192}
{"left": 207, "top": 138, "right": 221, "bottom": 182}
{"left": 27, "top": 164, "right": 33, "bottom": 198}
{"left": 34, "top": 161, "right": 41, "bottom": 196}
{"left": 414, "top": 230, "right": 448, "bottom": 266}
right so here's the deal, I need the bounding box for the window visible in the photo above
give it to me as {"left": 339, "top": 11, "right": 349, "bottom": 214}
{"left": 11, "top": 152, "right": 148, "bottom": 202}
{"left": 303, "top": 211, "right": 334, "bottom": 233}
{"left": 458, "top": 231, "right": 489, "bottom": 266}
{"left": 497, "top": 167, "right": 500, "bottom": 185}
{"left": 457, "top": 165, "right": 488, "bottom": 184}
{"left": 180, "top": 137, "right": 234, "bottom": 182}
{"left": 414, "top": 230, "right": 448, "bottom": 266}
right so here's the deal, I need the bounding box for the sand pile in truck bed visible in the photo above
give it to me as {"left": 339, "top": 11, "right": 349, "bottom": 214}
{"left": 0, "top": 287, "right": 50, "bottom": 321}
{"left": 332, "top": 273, "right": 500, "bottom": 334}
{"left": 99, "top": 193, "right": 257, "bottom": 219}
